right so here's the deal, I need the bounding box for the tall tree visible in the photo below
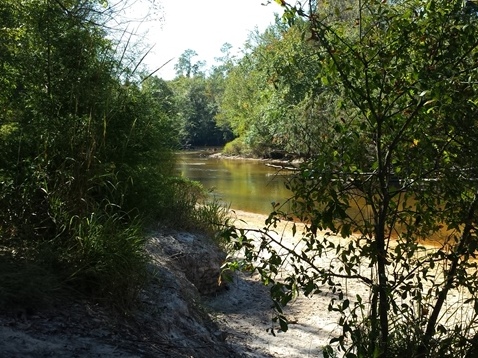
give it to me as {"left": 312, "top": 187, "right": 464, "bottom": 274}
{"left": 217, "top": 18, "right": 328, "bottom": 157}
{"left": 174, "top": 49, "right": 205, "bottom": 78}
{"left": 211, "top": 42, "right": 235, "bottom": 77}
{"left": 170, "top": 75, "right": 227, "bottom": 147}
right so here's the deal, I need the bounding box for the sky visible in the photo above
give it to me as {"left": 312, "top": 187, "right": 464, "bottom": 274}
{"left": 136, "top": 0, "right": 281, "bottom": 80}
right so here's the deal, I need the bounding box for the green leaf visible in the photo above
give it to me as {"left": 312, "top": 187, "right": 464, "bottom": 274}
{"left": 279, "top": 315, "right": 289, "bottom": 332}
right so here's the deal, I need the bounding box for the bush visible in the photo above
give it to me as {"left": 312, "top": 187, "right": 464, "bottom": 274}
{"left": 0, "top": 0, "right": 186, "bottom": 313}
{"left": 162, "top": 177, "right": 232, "bottom": 239}
{"left": 192, "top": 198, "right": 232, "bottom": 242}
{"left": 221, "top": 1, "right": 478, "bottom": 357}
{"left": 223, "top": 137, "right": 251, "bottom": 156}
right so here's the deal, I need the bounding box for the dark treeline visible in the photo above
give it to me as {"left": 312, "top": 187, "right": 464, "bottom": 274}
{"left": 165, "top": 46, "right": 234, "bottom": 148}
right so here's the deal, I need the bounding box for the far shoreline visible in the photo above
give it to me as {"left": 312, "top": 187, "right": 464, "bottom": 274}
{"left": 177, "top": 147, "right": 303, "bottom": 168}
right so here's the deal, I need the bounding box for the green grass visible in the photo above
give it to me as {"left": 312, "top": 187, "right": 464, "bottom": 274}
{"left": 62, "top": 212, "right": 149, "bottom": 310}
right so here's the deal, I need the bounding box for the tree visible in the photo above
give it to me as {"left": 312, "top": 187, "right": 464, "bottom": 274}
{"left": 211, "top": 42, "right": 235, "bottom": 77}
{"left": 217, "top": 21, "right": 292, "bottom": 157}
{"left": 223, "top": 0, "right": 478, "bottom": 356}
{"left": 169, "top": 46, "right": 234, "bottom": 148}
{"left": 174, "top": 49, "right": 205, "bottom": 78}
{"left": 170, "top": 75, "right": 228, "bottom": 147}
{"left": 217, "top": 17, "right": 334, "bottom": 158}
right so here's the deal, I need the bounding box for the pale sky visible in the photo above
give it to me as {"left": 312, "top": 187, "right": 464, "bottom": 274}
{"left": 137, "top": 0, "right": 281, "bottom": 80}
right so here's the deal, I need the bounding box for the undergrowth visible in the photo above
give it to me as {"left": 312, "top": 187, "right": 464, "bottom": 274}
{"left": 0, "top": 176, "right": 231, "bottom": 313}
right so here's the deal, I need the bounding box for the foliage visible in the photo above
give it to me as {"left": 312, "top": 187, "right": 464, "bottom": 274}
{"left": 192, "top": 198, "right": 232, "bottom": 242}
{"left": 0, "top": 0, "right": 185, "bottom": 311}
{"left": 216, "top": 23, "right": 285, "bottom": 156}
{"left": 222, "top": 137, "right": 252, "bottom": 156}
{"left": 174, "top": 49, "right": 205, "bottom": 78}
{"left": 223, "top": 0, "right": 478, "bottom": 357}
{"left": 169, "top": 50, "right": 233, "bottom": 147}
{"left": 163, "top": 176, "right": 231, "bottom": 236}
{"left": 63, "top": 212, "right": 149, "bottom": 309}
{"left": 217, "top": 17, "right": 338, "bottom": 157}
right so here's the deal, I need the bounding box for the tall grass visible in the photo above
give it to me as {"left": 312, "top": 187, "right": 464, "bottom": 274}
{"left": 62, "top": 212, "right": 148, "bottom": 309}
{"left": 166, "top": 177, "right": 232, "bottom": 235}
{"left": 0, "top": 0, "right": 232, "bottom": 314}
{"left": 192, "top": 199, "right": 232, "bottom": 241}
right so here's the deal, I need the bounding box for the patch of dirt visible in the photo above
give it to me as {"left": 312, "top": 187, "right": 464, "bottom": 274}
{"left": 0, "top": 302, "right": 144, "bottom": 358}
{"left": 0, "top": 229, "right": 235, "bottom": 358}
{"left": 0, "top": 210, "right": 353, "bottom": 358}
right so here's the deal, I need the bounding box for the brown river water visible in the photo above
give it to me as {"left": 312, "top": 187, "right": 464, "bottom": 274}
{"left": 175, "top": 150, "right": 455, "bottom": 245}
{"left": 175, "top": 150, "right": 293, "bottom": 215}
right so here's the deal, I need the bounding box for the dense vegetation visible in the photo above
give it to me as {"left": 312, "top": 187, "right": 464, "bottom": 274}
{"left": 0, "top": 0, "right": 224, "bottom": 312}
{"left": 4, "top": 0, "right": 478, "bottom": 356}
{"left": 220, "top": 0, "right": 478, "bottom": 357}
{"left": 168, "top": 46, "right": 234, "bottom": 148}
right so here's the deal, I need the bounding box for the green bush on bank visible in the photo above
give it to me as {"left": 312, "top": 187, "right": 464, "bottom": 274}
{"left": 165, "top": 177, "right": 232, "bottom": 240}
{"left": 223, "top": 137, "right": 251, "bottom": 157}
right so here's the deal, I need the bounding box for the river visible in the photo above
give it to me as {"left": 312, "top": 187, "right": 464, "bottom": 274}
{"left": 175, "top": 150, "right": 293, "bottom": 215}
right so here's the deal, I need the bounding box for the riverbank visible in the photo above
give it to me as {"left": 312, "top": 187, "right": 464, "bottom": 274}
{"left": 208, "top": 209, "right": 344, "bottom": 358}
{"left": 0, "top": 226, "right": 235, "bottom": 357}
{"left": 0, "top": 209, "right": 339, "bottom": 358}
{"left": 209, "top": 151, "right": 302, "bottom": 170}
{"left": 2, "top": 207, "right": 470, "bottom": 357}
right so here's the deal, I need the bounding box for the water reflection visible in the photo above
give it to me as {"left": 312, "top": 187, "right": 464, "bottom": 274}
{"left": 175, "top": 151, "right": 293, "bottom": 215}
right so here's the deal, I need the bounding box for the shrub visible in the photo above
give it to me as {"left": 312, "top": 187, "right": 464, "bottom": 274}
{"left": 223, "top": 137, "right": 251, "bottom": 156}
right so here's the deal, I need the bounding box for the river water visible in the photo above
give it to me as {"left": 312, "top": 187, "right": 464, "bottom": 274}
{"left": 175, "top": 151, "right": 456, "bottom": 245}
{"left": 175, "top": 150, "right": 293, "bottom": 215}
